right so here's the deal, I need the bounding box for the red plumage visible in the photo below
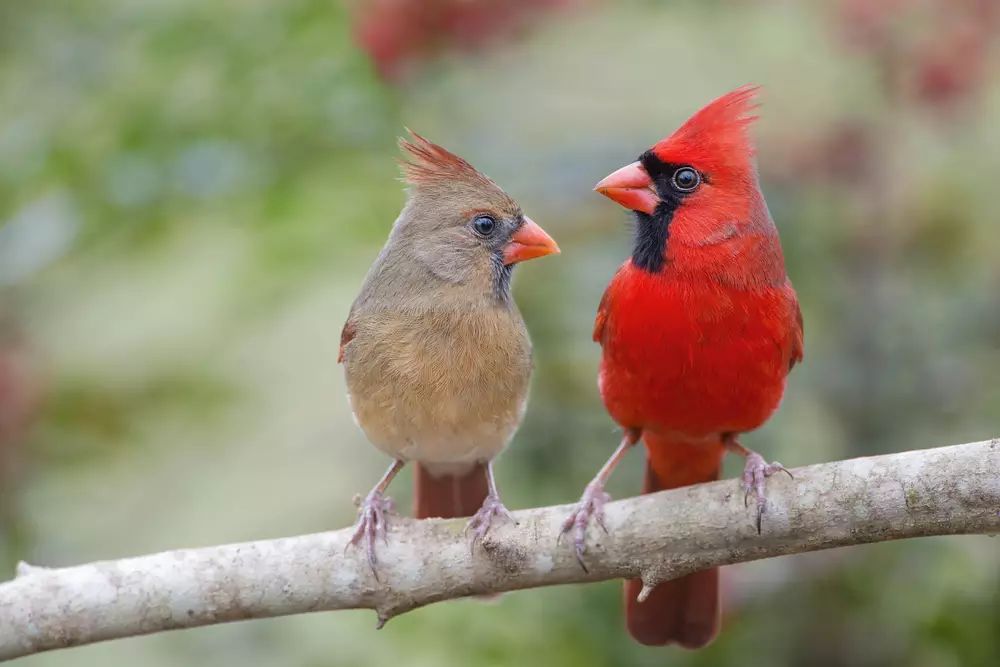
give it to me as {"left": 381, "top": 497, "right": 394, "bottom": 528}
{"left": 568, "top": 86, "right": 803, "bottom": 649}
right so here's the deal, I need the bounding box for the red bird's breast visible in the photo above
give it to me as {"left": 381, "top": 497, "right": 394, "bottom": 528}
{"left": 597, "top": 262, "right": 799, "bottom": 440}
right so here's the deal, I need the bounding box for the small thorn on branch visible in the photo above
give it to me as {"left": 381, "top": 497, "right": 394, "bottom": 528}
{"left": 375, "top": 607, "right": 394, "bottom": 630}
{"left": 637, "top": 567, "right": 666, "bottom": 602}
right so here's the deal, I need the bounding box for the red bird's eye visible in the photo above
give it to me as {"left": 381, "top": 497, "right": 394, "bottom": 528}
{"left": 672, "top": 167, "right": 701, "bottom": 192}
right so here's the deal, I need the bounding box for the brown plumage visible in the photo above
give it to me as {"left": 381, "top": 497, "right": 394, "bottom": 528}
{"left": 340, "top": 132, "right": 559, "bottom": 574}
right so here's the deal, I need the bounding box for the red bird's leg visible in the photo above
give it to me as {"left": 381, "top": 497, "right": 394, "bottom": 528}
{"left": 723, "top": 434, "right": 793, "bottom": 534}
{"left": 561, "top": 428, "right": 641, "bottom": 571}
{"left": 465, "top": 460, "right": 514, "bottom": 553}
{"left": 348, "top": 459, "right": 404, "bottom": 579}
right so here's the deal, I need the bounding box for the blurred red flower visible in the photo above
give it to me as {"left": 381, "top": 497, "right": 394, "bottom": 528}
{"left": 353, "top": 0, "right": 580, "bottom": 82}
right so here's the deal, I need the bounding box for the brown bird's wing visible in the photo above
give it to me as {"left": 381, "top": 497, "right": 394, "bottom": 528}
{"left": 338, "top": 318, "right": 356, "bottom": 364}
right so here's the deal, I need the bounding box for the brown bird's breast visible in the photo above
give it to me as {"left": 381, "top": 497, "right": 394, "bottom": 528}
{"left": 342, "top": 305, "right": 532, "bottom": 475}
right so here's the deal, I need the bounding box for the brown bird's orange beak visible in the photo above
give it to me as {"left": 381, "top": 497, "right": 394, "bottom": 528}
{"left": 594, "top": 161, "right": 659, "bottom": 215}
{"left": 502, "top": 216, "right": 560, "bottom": 265}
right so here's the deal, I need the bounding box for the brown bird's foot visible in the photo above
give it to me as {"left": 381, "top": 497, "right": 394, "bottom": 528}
{"left": 465, "top": 492, "right": 514, "bottom": 553}
{"left": 347, "top": 491, "right": 397, "bottom": 579}
{"left": 738, "top": 450, "right": 793, "bottom": 534}
{"left": 346, "top": 460, "right": 405, "bottom": 579}
{"left": 559, "top": 481, "right": 613, "bottom": 572}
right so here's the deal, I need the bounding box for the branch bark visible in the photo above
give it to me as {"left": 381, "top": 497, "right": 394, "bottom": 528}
{"left": 2, "top": 439, "right": 998, "bottom": 662}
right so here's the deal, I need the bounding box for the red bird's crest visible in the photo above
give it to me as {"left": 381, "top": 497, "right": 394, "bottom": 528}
{"left": 651, "top": 85, "right": 761, "bottom": 175}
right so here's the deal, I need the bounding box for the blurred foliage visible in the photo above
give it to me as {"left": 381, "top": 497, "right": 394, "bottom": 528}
{"left": 1, "top": 0, "right": 999, "bottom": 666}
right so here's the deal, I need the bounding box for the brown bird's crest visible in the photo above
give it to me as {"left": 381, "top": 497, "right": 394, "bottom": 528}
{"left": 397, "top": 130, "right": 497, "bottom": 190}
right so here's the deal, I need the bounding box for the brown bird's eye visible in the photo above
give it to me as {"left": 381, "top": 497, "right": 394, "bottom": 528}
{"left": 472, "top": 215, "right": 496, "bottom": 236}
{"left": 672, "top": 167, "right": 700, "bottom": 192}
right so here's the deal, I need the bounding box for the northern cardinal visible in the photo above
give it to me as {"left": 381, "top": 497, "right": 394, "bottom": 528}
{"left": 562, "top": 86, "right": 804, "bottom": 648}
{"left": 340, "top": 132, "right": 559, "bottom": 574}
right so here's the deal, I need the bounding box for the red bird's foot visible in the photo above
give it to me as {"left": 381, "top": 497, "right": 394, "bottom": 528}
{"left": 347, "top": 491, "right": 397, "bottom": 579}
{"left": 560, "top": 482, "right": 612, "bottom": 572}
{"left": 466, "top": 492, "right": 514, "bottom": 553}
{"left": 741, "top": 452, "right": 793, "bottom": 534}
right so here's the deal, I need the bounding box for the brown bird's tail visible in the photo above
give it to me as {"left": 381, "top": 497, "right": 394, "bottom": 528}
{"left": 413, "top": 462, "right": 500, "bottom": 602}
{"left": 624, "top": 438, "right": 724, "bottom": 649}
{"left": 413, "top": 462, "right": 489, "bottom": 519}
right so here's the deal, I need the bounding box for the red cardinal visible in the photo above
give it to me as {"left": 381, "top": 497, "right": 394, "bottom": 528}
{"left": 562, "top": 86, "right": 804, "bottom": 649}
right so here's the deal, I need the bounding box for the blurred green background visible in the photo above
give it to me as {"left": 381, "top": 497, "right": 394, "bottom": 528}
{"left": 2, "top": 0, "right": 999, "bottom": 665}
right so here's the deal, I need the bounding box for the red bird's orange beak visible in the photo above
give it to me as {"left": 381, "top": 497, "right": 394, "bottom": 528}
{"left": 594, "top": 161, "right": 659, "bottom": 215}
{"left": 502, "top": 216, "right": 560, "bottom": 265}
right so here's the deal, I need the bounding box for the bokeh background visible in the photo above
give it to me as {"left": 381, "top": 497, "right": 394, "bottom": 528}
{"left": 2, "top": 0, "right": 999, "bottom": 665}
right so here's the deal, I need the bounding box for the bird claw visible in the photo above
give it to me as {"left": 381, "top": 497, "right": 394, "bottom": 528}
{"left": 347, "top": 492, "right": 397, "bottom": 580}
{"left": 466, "top": 493, "right": 514, "bottom": 554}
{"left": 741, "top": 452, "right": 792, "bottom": 534}
{"left": 559, "top": 482, "right": 612, "bottom": 572}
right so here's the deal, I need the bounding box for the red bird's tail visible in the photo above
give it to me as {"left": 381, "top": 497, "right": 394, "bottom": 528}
{"left": 624, "top": 437, "right": 724, "bottom": 649}
{"left": 413, "top": 462, "right": 489, "bottom": 519}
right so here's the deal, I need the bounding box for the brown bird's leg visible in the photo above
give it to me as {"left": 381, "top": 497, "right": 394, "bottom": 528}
{"left": 347, "top": 459, "right": 404, "bottom": 578}
{"left": 560, "top": 427, "right": 641, "bottom": 571}
{"left": 465, "top": 460, "right": 514, "bottom": 553}
{"left": 723, "top": 434, "right": 793, "bottom": 534}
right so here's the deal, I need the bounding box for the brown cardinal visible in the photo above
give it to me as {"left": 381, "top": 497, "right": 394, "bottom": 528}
{"left": 340, "top": 132, "right": 559, "bottom": 574}
{"left": 561, "top": 86, "right": 803, "bottom": 648}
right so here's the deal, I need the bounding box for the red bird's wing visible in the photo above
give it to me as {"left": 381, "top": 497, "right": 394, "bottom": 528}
{"left": 593, "top": 292, "right": 610, "bottom": 344}
{"left": 788, "top": 295, "right": 804, "bottom": 373}
{"left": 593, "top": 267, "right": 625, "bottom": 345}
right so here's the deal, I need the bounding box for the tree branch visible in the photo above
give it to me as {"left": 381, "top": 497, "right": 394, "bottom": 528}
{"left": 2, "top": 439, "right": 998, "bottom": 662}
